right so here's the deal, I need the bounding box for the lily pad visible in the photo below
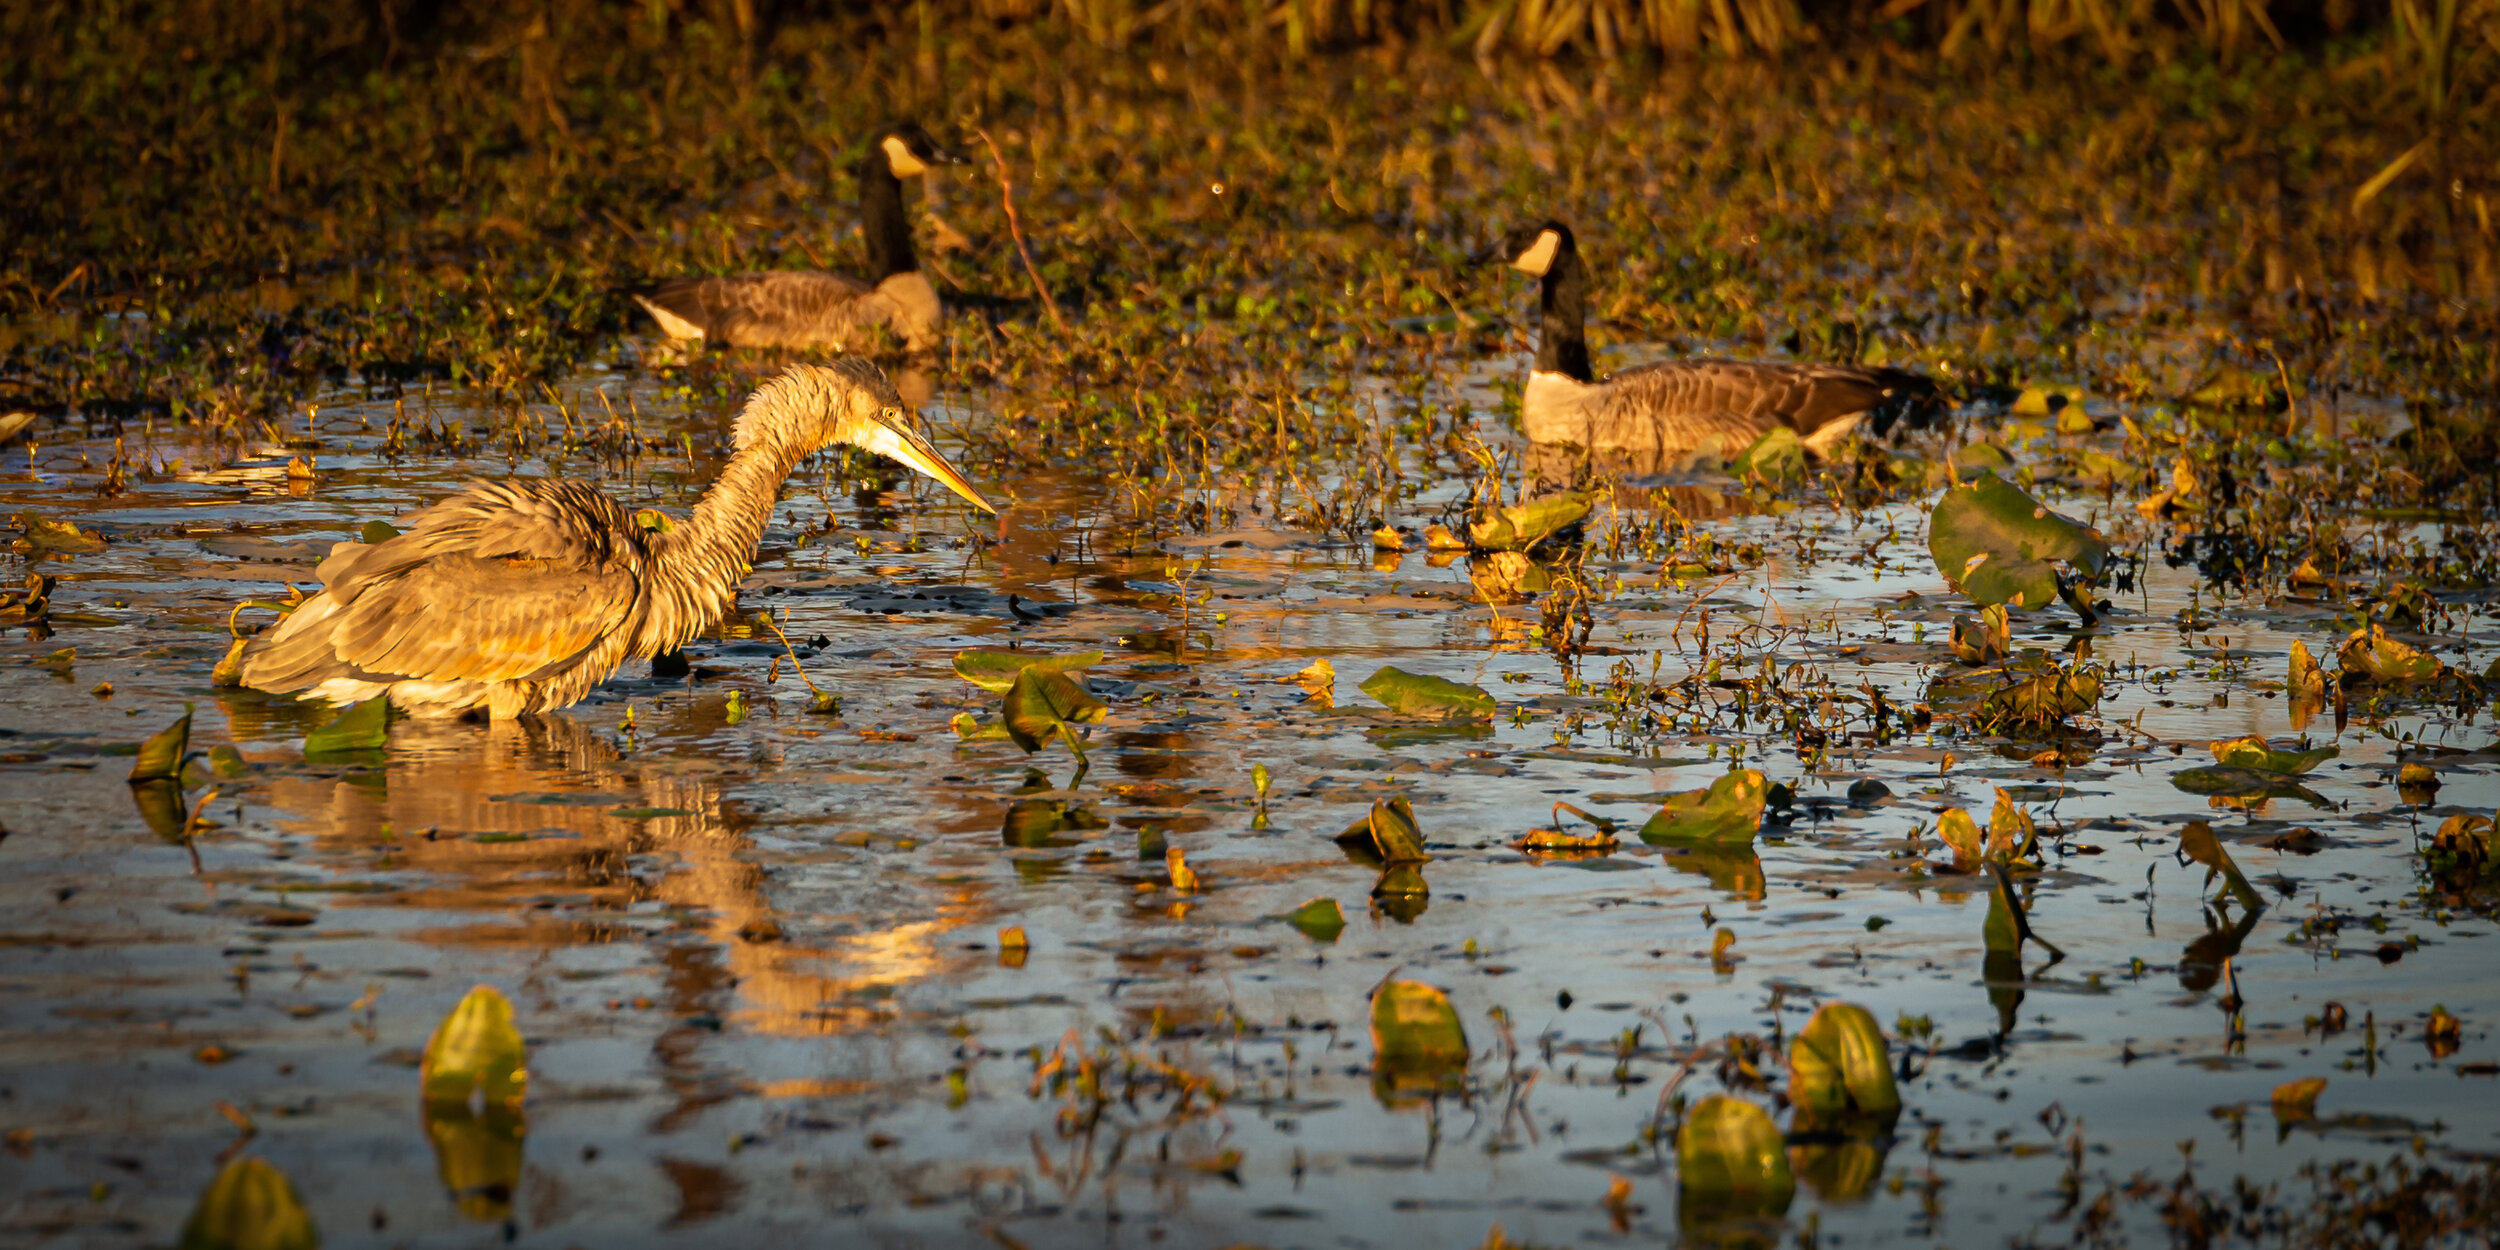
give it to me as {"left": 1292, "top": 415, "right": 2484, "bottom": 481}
{"left": 1284, "top": 897, "right": 1346, "bottom": 942}
{"left": 128, "top": 703, "right": 193, "bottom": 783}
{"left": 1978, "top": 665, "right": 2103, "bottom": 732}
{"left": 304, "top": 697, "right": 389, "bottom": 757}
{"left": 420, "top": 984, "right": 528, "bottom": 1109}
{"left": 1927, "top": 471, "right": 2108, "bottom": 612}
{"left": 1370, "top": 979, "right": 1467, "bottom": 1073}
{"left": 179, "top": 1157, "right": 318, "bottom": 1250}
{"left": 1676, "top": 1095, "right": 1795, "bottom": 1205}
{"left": 2170, "top": 767, "right": 2326, "bottom": 805}
{"left": 11, "top": 510, "right": 106, "bottom": 554}
{"left": 954, "top": 648, "right": 1104, "bottom": 693}
{"left": 361, "top": 520, "right": 401, "bottom": 544}
{"left": 2209, "top": 734, "right": 2336, "bottom": 775}
{"left": 1001, "top": 667, "right": 1109, "bottom": 758}
{"left": 1637, "top": 768, "right": 1766, "bottom": 846}
{"left": 2337, "top": 625, "right": 2441, "bottom": 684}
{"left": 1729, "top": 426, "right": 1805, "bottom": 482}
{"left": 1359, "top": 665, "right": 1495, "bottom": 721}
{"left": 1788, "top": 1002, "right": 1901, "bottom": 1118}
{"left": 1467, "top": 490, "right": 1590, "bottom": 552}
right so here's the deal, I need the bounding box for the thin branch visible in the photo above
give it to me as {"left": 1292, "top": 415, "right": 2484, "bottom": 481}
{"left": 975, "top": 128, "right": 1068, "bottom": 336}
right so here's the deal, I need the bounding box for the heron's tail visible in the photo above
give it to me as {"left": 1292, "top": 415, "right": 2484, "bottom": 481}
{"left": 236, "top": 594, "right": 355, "bottom": 695}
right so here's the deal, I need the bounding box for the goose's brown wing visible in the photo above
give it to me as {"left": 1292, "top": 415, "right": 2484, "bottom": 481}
{"left": 638, "top": 271, "right": 875, "bottom": 346}
{"left": 1603, "top": 360, "right": 1930, "bottom": 437}
{"left": 240, "top": 480, "right": 645, "bottom": 692}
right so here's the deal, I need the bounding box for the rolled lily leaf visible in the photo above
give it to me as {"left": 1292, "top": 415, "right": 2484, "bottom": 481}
{"left": 179, "top": 1156, "right": 318, "bottom": 1250}
{"left": 420, "top": 984, "right": 529, "bottom": 1110}
{"left": 2338, "top": 625, "right": 2441, "bottom": 684}
{"left": 1936, "top": 807, "right": 1985, "bottom": 868}
{"left": 1987, "top": 787, "right": 2037, "bottom": 860}
{"left": 129, "top": 703, "right": 194, "bottom": 783}
{"left": 2208, "top": 734, "right": 2336, "bottom": 775}
{"left": 1927, "top": 471, "right": 2108, "bottom": 612}
{"left": 1370, "top": 979, "right": 1467, "bottom": 1073}
{"left": 1638, "top": 769, "right": 1766, "bottom": 846}
{"left": 1676, "top": 1095, "right": 1795, "bottom": 1205}
{"left": 1337, "top": 796, "right": 1430, "bottom": 864}
{"left": 1787, "top": 1002, "right": 1902, "bottom": 1118}
{"left": 2288, "top": 640, "right": 2327, "bottom": 704}
{"left": 1359, "top": 665, "right": 1495, "bottom": 721}
{"left": 953, "top": 648, "right": 1104, "bottom": 693}
{"left": 1467, "top": 490, "right": 1590, "bottom": 552}
{"left": 2179, "top": 820, "right": 2264, "bottom": 910}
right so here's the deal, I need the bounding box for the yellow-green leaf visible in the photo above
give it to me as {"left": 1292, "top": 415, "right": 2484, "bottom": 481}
{"left": 1639, "top": 769, "right": 1766, "bottom": 846}
{"left": 2338, "top": 625, "right": 2440, "bottom": 684}
{"left": 1284, "top": 897, "right": 1345, "bottom": 942}
{"left": 1467, "top": 490, "right": 1591, "bottom": 552}
{"left": 129, "top": 703, "right": 193, "bottom": 783}
{"left": 179, "top": 1157, "right": 318, "bottom": 1250}
{"left": 1927, "top": 471, "right": 2108, "bottom": 611}
{"left": 1001, "top": 667, "right": 1108, "bottom": 755}
{"left": 1359, "top": 665, "right": 1495, "bottom": 720}
{"left": 1728, "top": 426, "right": 1805, "bottom": 483}
{"left": 2179, "top": 820, "right": 2263, "bottom": 910}
{"left": 1370, "top": 979, "right": 1467, "bottom": 1072}
{"left": 420, "top": 984, "right": 528, "bottom": 1109}
{"left": 2272, "top": 1077, "right": 2327, "bottom": 1121}
{"left": 2209, "top": 734, "right": 2336, "bottom": 775}
{"left": 953, "top": 648, "right": 1104, "bottom": 693}
{"left": 303, "top": 697, "right": 389, "bottom": 756}
{"left": 1676, "top": 1096, "right": 1795, "bottom": 1202}
{"left": 12, "top": 510, "right": 106, "bottom": 553}
{"left": 1787, "top": 1002, "right": 1901, "bottom": 1118}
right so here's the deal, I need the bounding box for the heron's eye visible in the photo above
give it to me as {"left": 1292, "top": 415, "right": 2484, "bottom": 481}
{"left": 880, "top": 406, "right": 904, "bottom": 423}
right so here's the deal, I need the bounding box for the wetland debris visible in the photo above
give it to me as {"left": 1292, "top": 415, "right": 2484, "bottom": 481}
{"left": 0, "top": 572, "right": 53, "bottom": 623}
{"left": 955, "top": 648, "right": 1110, "bottom": 762}
{"left": 179, "top": 1156, "right": 317, "bottom": 1250}
{"left": 2338, "top": 624, "right": 2443, "bottom": 684}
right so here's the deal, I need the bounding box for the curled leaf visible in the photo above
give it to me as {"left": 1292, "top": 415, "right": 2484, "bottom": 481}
{"left": 2179, "top": 820, "right": 2264, "bottom": 911}
{"left": 1676, "top": 1096, "right": 1794, "bottom": 1205}
{"left": 1284, "top": 897, "right": 1346, "bottom": 942}
{"left": 2272, "top": 1077, "right": 2327, "bottom": 1121}
{"left": 1640, "top": 769, "right": 1766, "bottom": 846}
{"left": 1359, "top": 665, "right": 1495, "bottom": 720}
{"left": 1788, "top": 1002, "right": 1901, "bottom": 1118}
{"left": 304, "top": 697, "right": 389, "bottom": 756}
{"left": 420, "top": 984, "right": 528, "bottom": 1110}
{"left": 179, "top": 1157, "right": 318, "bottom": 1250}
{"left": 1370, "top": 979, "right": 1467, "bottom": 1074}
{"left": 1001, "top": 667, "right": 1108, "bottom": 757}
{"left": 2209, "top": 734, "right": 2336, "bottom": 775}
{"left": 1927, "top": 471, "right": 2108, "bottom": 612}
{"left": 1467, "top": 490, "right": 1590, "bottom": 551}
{"left": 2337, "top": 624, "right": 2440, "bottom": 684}
{"left": 129, "top": 703, "right": 194, "bottom": 783}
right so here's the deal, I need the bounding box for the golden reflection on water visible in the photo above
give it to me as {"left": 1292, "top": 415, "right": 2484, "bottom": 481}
{"left": 226, "top": 702, "right": 989, "bottom": 1041}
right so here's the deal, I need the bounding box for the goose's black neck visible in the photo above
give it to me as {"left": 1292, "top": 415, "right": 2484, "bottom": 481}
{"left": 858, "top": 154, "right": 915, "bottom": 282}
{"left": 1536, "top": 241, "right": 1593, "bottom": 383}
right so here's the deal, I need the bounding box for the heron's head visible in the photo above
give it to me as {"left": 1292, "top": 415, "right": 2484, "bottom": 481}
{"left": 1495, "top": 220, "right": 1576, "bottom": 278}
{"left": 879, "top": 120, "right": 966, "bottom": 180}
{"left": 780, "top": 360, "right": 1005, "bottom": 515}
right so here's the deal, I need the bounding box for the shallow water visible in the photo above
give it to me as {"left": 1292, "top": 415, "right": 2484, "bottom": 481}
{"left": 2, "top": 364, "right": 2495, "bottom": 1248}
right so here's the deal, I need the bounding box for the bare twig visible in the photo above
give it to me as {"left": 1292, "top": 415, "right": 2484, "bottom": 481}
{"left": 975, "top": 128, "right": 1068, "bottom": 335}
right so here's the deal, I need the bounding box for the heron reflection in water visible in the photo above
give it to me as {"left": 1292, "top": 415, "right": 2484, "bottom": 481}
{"left": 238, "top": 359, "right": 993, "bottom": 719}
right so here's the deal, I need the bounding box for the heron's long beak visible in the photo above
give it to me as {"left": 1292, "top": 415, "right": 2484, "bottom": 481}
{"left": 855, "top": 418, "right": 996, "bottom": 515}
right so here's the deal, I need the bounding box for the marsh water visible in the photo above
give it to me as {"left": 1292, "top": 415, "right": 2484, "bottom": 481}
{"left": 2, "top": 349, "right": 2493, "bottom": 1248}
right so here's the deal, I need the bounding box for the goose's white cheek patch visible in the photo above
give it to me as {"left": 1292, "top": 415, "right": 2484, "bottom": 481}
{"left": 1511, "top": 229, "right": 1562, "bottom": 276}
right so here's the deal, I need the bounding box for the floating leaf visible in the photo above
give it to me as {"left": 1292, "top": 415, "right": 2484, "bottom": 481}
{"left": 1337, "top": 796, "right": 1431, "bottom": 863}
{"left": 1372, "top": 862, "right": 1430, "bottom": 899}
{"left": 1978, "top": 666, "right": 2103, "bottom": 731}
{"left": 2209, "top": 734, "right": 2336, "bottom": 775}
{"left": 1370, "top": 979, "right": 1467, "bottom": 1073}
{"left": 179, "top": 1157, "right": 318, "bottom": 1250}
{"left": 1788, "top": 1003, "right": 1901, "bottom": 1119}
{"left": 1370, "top": 524, "right": 1411, "bottom": 551}
{"left": 2337, "top": 625, "right": 2440, "bottom": 684}
{"left": 1252, "top": 763, "right": 1272, "bottom": 806}
{"left": 1422, "top": 524, "right": 1468, "bottom": 551}
{"left": 2272, "top": 1077, "right": 2327, "bottom": 1121}
{"left": 1359, "top": 665, "right": 1495, "bottom": 721}
{"left": 1637, "top": 768, "right": 1765, "bottom": 846}
{"left": 2169, "top": 766, "right": 2327, "bottom": 804}
{"left": 2179, "top": 820, "right": 2264, "bottom": 911}
{"left": 1001, "top": 667, "right": 1108, "bottom": 758}
{"left": 1000, "top": 799, "right": 1104, "bottom": 846}
{"left": 129, "top": 703, "right": 194, "bottom": 783}
{"left": 361, "top": 520, "right": 400, "bottom": 544}
{"left": 1166, "top": 845, "right": 1200, "bottom": 891}
{"left": 2288, "top": 640, "right": 2327, "bottom": 702}
{"left": 1927, "top": 471, "right": 2108, "bottom": 612}
{"left": 1467, "top": 490, "right": 1590, "bottom": 552}
{"left": 1676, "top": 1096, "right": 1794, "bottom": 1205}
{"left": 420, "top": 985, "right": 528, "bottom": 1109}
{"left": 1284, "top": 897, "right": 1346, "bottom": 943}
{"left": 303, "top": 697, "right": 388, "bottom": 756}
{"left": 1468, "top": 550, "right": 1549, "bottom": 604}
{"left": 1293, "top": 657, "right": 1336, "bottom": 705}
{"left": 11, "top": 510, "right": 106, "bottom": 553}
{"left": 1729, "top": 426, "right": 1805, "bottom": 482}
{"left": 954, "top": 648, "right": 1103, "bottom": 693}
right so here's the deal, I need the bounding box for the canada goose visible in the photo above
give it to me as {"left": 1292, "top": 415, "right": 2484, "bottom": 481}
{"left": 634, "top": 121, "right": 964, "bottom": 354}
{"left": 1498, "top": 220, "right": 1939, "bottom": 461}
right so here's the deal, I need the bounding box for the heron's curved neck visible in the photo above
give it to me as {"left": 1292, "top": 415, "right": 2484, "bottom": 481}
{"left": 1536, "top": 244, "right": 1594, "bottom": 384}
{"left": 860, "top": 156, "right": 916, "bottom": 282}
{"left": 643, "top": 431, "right": 809, "bottom": 652}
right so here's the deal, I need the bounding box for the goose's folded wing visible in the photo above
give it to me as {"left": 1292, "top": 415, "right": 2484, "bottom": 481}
{"left": 641, "top": 271, "right": 872, "bottom": 340}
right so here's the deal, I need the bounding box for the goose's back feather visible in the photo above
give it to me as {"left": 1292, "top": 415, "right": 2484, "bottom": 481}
{"left": 1526, "top": 360, "right": 1936, "bottom": 458}
{"left": 636, "top": 271, "right": 888, "bottom": 350}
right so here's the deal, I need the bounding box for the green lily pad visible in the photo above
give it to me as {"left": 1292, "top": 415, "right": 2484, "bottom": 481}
{"left": 304, "top": 697, "right": 389, "bottom": 756}
{"left": 2208, "top": 734, "right": 2336, "bottom": 775}
{"left": 2169, "top": 767, "right": 2326, "bottom": 804}
{"left": 1467, "top": 491, "right": 1590, "bottom": 551}
{"left": 1370, "top": 979, "right": 1467, "bottom": 1072}
{"left": 1788, "top": 1002, "right": 1901, "bottom": 1118}
{"left": 128, "top": 703, "right": 193, "bottom": 783}
{"left": 12, "top": 510, "right": 106, "bottom": 553}
{"left": 953, "top": 648, "right": 1104, "bottom": 693}
{"left": 361, "top": 520, "right": 401, "bottom": 544}
{"left": 1637, "top": 768, "right": 1765, "bottom": 846}
{"left": 420, "top": 984, "right": 528, "bottom": 1109}
{"left": 1283, "top": 897, "right": 1346, "bottom": 942}
{"left": 1676, "top": 1095, "right": 1795, "bottom": 1203}
{"left": 1358, "top": 665, "right": 1495, "bottom": 721}
{"left": 1001, "top": 667, "right": 1109, "bottom": 759}
{"left": 1927, "top": 471, "right": 2108, "bottom": 612}
{"left": 1729, "top": 426, "right": 1805, "bottom": 482}
{"left": 179, "top": 1157, "right": 318, "bottom": 1250}
{"left": 2338, "top": 625, "right": 2441, "bottom": 684}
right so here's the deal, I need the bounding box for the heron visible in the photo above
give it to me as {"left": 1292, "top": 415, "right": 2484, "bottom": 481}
{"left": 1497, "top": 219, "right": 1941, "bottom": 462}
{"left": 238, "top": 359, "right": 992, "bottom": 720}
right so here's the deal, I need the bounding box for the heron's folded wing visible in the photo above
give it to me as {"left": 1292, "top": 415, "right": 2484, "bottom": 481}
{"left": 324, "top": 554, "right": 638, "bottom": 684}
